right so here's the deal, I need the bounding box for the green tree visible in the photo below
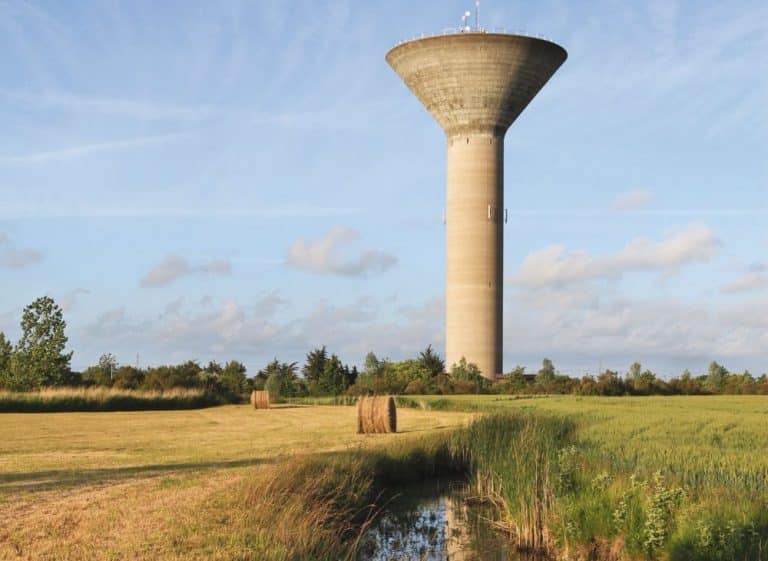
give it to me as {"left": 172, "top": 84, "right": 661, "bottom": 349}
{"left": 417, "top": 345, "right": 445, "bottom": 377}
{"left": 302, "top": 346, "right": 327, "bottom": 384}
{"left": 13, "top": 296, "right": 73, "bottom": 389}
{"left": 536, "top": 358, "right": 557, "bottom": 386}
{"left": 112, "top": 366, "right": 145, "bottom": 389}
{"left": 82, "top": 353, "right": 118, "bottom": 387}
{"left": 205, "top": 360, "right": 223, "bottom": 375}
{"left": 318, "top": 354, "right": 350, "bottom": 396}
{"left": 451, "top": 358, "right": 482, "bottom": 380}
{"left": 0, "top": 332, "right": 13, "bottom": 389}
{"left": 501, "top": 366, "right": 528, "bottom": 393}
{"left": 262, "top": 359, "right": 299, "bottom": 399}
{"left": 363, "top": 352, "right": 384, "bottom": 377}
{"left": 143, "top": 361, "right": 202, "bottom": 391}
{"left": 219, "top": 360, "right": 248, "bottom": 395}
{"left": 450, "top": 358, "right": 486, "bottom": 393}
{"left": 706, "top": 361, "right": 728, "bottom": 392}
{"left": 0, "top": 332, "right": 12, "bottom": 373}
{"left": 355, "top": 352, "right": 390, "bottom": 393}
{"left": 389, "top": 359, "right": 432, "bottom": 393}
{"left": 634, "top": 369, "right": 658, "bottom": 395}
{"left": 596, "top": 369, "right": 625, "bottom": 396}
{"left": 252, "top": 368, "right": 269, "bottom": 390}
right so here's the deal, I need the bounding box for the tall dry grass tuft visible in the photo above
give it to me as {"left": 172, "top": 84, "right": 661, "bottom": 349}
{"left": 0, "top": 387, "right": 226, "bottom": 412}
{"left": 238, "top": 455, "right": 375, "bottom": 560}
{"left": 357, "top": 395, "right": 397, "bottom": 434}
{"left": 250, "top": 390, "right": 270, "bottom": 410}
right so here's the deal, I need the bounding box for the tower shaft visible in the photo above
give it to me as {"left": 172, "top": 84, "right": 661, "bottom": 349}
{"left": 446, "top": 133, "right": 503, "bottom": 378}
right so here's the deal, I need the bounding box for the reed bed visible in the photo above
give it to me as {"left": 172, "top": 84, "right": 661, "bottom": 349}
{"left": 0, "top": 387, "right": 226, "bottom": 412}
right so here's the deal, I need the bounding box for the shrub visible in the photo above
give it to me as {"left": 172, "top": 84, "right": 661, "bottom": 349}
{"left": 404, "top": 380, "right": 427, "bottom": 395}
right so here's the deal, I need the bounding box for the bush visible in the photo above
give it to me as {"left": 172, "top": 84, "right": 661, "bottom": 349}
{"left": 404, "top": 380, "right": 428, "bottom": 395}
{"left": 450, "top": 358, "right": 488, "bottom": 393}
{"left": 453, "top": 379, "right": 480, "bottom": 394}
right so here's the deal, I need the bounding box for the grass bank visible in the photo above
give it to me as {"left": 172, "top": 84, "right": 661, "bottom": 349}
{"left": 288, "top": 395, "right": 768, "bottom": 560}
{"left": 199, "top": 412, "right": 576, "bottom": 560}
{"left": 213, "top": 436, "right": 464, "bottom": 560}
{"left": 0, "top": 387, "right": 233, "bottom": 412}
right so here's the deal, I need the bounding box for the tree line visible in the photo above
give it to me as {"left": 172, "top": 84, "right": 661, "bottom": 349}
{"left": 513, "top": 357, "right": 768, "bottom": 396}
{"left": 1, "top": 296, "right": 766, "bottom": 397}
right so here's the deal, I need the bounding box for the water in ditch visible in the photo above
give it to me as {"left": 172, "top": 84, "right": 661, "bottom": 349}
{"left": 356, "top": 479, "right": 527, "bottom": 561}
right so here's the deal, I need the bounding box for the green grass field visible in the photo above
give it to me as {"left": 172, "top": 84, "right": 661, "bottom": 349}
{"left": 1, "top": 396, "right": 766, "bottom": 560}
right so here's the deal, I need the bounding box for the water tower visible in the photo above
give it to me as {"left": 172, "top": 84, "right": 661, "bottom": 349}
{"left": 386, "top": 7, "right": 566, "bottom": 379}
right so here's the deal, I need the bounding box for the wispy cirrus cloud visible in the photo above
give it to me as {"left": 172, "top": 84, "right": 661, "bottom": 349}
{"left": 0, "top": 203, "right": 361, "bottom": 219}
{"left": 286, "top": 226, "right": 397, "bottom": 277}
{"left": 0, "top": 132, "right": 184, "bottom": 165}
{"left": 141, "top": 255, "right": 232, "bottom": 288}
{"left": 0, "top": 88, "right": 222, "bottom": 121}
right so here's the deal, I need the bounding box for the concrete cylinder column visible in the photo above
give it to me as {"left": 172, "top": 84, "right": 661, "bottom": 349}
{"left": 445, "top": 133, "right": 504, "bottom": 378}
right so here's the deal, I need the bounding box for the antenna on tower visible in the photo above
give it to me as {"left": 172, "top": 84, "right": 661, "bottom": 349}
{"left": 461, "top": 10, "right": 472, "bottom": 32}
{"left": 475, "top": 0, "right": 480, "bottom": 31}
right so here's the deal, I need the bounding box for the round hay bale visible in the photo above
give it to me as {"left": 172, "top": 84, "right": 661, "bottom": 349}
{"left": 357, "top": 395, "right": 396, "bottom": 434}
{"left": 250, "top": 390, "right": 270, "bottom": 410}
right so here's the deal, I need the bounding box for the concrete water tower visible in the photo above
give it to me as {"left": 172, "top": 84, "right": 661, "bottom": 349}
{"left": 386, "top": 7, "right": 566, "bottom": 380}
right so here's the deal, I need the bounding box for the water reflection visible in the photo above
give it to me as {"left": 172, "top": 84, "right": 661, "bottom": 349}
{"left": 357, "top": 480, "right": 513, "bottom": 561}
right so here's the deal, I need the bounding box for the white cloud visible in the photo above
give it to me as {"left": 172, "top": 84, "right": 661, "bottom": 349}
{"left": 73, "top": 286, "right": 767, "bottom": 376}
{"left": 286, "top": 226, "right": 397, "bottom": 277}
{"left": 503, "top": 282, "right": 768, "bottom": 376}
{"left": 510, "top": 224, "right": 720, "bottom": 288}
{"left": 76, "top": 293, "right": 443, "bottom": 370}
{"left": 721, "top": 272, "right": 768, "bottom": 294}
{"left": 140, "top": 255, "right": 232, "bottom": 288}
{"left": 613, "top": 189, "right": 654, "bottom": 211}
{"left": 0, "top": 233, "right": 43, "bottom": 269}
{"left": 719, "top": 298, "right": 768, "bottom": 329}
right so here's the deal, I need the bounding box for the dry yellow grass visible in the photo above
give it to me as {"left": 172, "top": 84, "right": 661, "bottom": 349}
{"left": 0, "top": 404, "right": 474, "bottom": 560}
{"left": 0, "top": 387, "right": 205, "bottom": 400}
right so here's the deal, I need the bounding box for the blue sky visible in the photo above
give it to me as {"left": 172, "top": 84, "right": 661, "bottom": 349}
{"left": 1, "top": 0, "right": 766, "bottom": 376}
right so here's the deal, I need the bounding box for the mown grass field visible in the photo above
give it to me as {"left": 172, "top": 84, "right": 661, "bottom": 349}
{"left": 1, "top": 396, "right": 767, "bottom": 560}
{"left": 0, "top": 404, "right": 474, "bottom": 560}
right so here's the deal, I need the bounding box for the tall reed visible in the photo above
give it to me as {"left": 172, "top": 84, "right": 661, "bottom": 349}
{"left": 449, "top": 413, "right": 574, "bottom": 554}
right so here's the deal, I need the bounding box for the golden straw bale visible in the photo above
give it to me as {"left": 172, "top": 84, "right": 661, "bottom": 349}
{"left": 250, "top": 390, "right": 270, "bottom": 410}
{"left": 357, "top": 395, "right": 397, "bottom": 434}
